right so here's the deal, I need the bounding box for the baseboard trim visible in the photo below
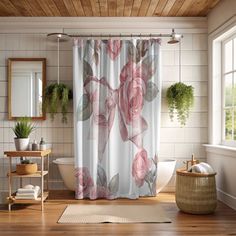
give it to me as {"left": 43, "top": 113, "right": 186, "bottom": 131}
{"left": 217, "top": 188, "right": 236, "bottom": 210}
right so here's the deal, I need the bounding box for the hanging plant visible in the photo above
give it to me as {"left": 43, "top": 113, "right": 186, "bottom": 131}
{"left": 43, "top": 83, "right": 73, "bottom": 123}
{"left": 166, "top": 82, "right": 194, "bottom": 126}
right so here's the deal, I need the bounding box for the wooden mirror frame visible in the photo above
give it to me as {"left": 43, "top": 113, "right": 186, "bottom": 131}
{"left": 8, "top": 58, "right": 46, "bottom": 120}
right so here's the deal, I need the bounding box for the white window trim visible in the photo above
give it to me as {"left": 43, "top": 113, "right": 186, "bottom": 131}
{"left": 204, "top": 144, "right": 236, "bottom": 158}
{"left": 221, "top": 33, "right": 236, "bottom": 147}
{"left": 208, "top": 16, "right": 236, "bottom": 149}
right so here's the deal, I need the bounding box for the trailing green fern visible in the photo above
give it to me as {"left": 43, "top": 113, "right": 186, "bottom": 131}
{"left": 166, "top": 82, "right": 194, "bottom": 126}
{"left": 43, "top": 83, "right": 73, "bottom": 123}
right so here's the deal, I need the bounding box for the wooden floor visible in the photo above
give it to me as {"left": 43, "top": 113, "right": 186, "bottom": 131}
{"left": 0, "top": 191, "right": 236, "bottom": 236}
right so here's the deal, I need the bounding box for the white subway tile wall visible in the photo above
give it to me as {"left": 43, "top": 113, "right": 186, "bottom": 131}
{"left": 0, "top": 32, "right": 208, "bottom": 200}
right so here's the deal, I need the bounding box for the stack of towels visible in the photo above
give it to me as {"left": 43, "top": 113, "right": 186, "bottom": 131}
{"left": 15, "top": 184, "right": 41, "bottom": 200}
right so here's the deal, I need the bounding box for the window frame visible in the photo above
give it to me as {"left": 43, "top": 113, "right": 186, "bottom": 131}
{"left": 222, "top": 33, "right": 236, "bottom": 146}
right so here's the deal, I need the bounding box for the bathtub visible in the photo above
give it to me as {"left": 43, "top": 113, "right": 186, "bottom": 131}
{"left": 53, "top": 158, "right": 176, "bottom": 193}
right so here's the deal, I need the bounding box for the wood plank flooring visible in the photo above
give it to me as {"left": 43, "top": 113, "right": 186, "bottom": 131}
{"left": 0, "top": 191, "right": 235, "bottom": 236}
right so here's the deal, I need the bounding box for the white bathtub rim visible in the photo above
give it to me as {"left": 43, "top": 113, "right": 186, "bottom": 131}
{"left": 53, "top": 157, "right": 176, "bottom": 165}
{"left": 53, "top": 158, "right": 74, "bottom": 165}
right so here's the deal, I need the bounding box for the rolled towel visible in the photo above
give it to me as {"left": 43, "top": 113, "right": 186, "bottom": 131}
{"left": 199, "top": 162, "right": 215, "bottom": 174}
{"left": 188, "top": 162, "right": 215, "bottom": 174}
{"left": 23, "top": 184, "right": 34, "bottom": 189}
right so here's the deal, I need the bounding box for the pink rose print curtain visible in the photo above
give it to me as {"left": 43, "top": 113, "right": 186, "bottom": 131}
{"left": 73, "top": 38, "right": 161, "bottom": 199}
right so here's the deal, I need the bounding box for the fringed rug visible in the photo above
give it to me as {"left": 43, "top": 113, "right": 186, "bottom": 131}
{"left": 58, "top": 204, "right": 171, "bottom": 224}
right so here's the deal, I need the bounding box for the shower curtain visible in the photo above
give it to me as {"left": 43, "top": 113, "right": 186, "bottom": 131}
{"left": 73, "top": 38, "right": 161, "bottom": 199}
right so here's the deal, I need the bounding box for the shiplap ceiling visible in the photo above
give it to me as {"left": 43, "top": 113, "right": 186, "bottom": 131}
{"left": 0, "top": 0, "right": 221, "bottom": 17}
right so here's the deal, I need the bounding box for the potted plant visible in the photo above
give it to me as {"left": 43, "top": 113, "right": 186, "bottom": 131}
{"left": 43, "top": 83, "right": 73, "bottom": 123}
{"left": 166, "top": 82, "right": 194, "bottom": 126}
{"left": 12, "top": 117, "right": 35, "bottom": 151}
{"left": 12, "top": 118, "right": 37, "bottom": 175}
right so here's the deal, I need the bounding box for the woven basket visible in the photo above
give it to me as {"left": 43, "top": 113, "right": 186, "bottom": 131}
{"left": 16, "top": 163, "right": 38, "bottom": 175}
{"left": 176, "top": 168, "right": 217, "bottom": 214}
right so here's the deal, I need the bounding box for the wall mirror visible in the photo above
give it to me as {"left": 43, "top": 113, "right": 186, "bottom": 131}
{"left": 8, "top": 58, "right": 46, "bottom": 120}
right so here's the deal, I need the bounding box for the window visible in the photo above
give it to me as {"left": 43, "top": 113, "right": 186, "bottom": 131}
{"left": 222, "top": 34, "right": 236, "bottom": 144}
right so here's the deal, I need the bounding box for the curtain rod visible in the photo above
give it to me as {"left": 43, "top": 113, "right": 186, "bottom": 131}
{"left": 68, "top": 33, "right": 174, "bottom": 38}
{"left": 47, "top": 29, "right": 183, "bottom": 42}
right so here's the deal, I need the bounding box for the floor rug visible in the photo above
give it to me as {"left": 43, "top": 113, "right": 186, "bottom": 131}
{"left": 58, "top": 204, "right": 171, "bottom": 224}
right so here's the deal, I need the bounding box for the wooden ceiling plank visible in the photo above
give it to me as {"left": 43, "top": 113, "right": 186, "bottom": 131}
{"left": 209, "top": 0, "right": 221, "bottom": 10}
{"left": 198, "top": 0, "right": 212, "bottom": 16}
{"left": 63, "top": 0, "right": 77, "bottom": 16}
{"left": 185, "top": 0, "right": 208, "bottom": 16}
{"left": 176, "top": 0, "right": 194, "bottom": 16}
{"left": 26, "top": 0, "right": 47, "bottom": 16}
{"left": 0, "top": 0, "right": 222, "bottom": 17}
{"left": 43, "top": 0, "right": 61, "bottom": 16}
{"left": 52, "top": 0, "right": 70, "bottom": 16}
{"left": 167, "top": 0, "right": 185, "bottom": 16}
{"left": 9, "top": 0, "right": 33, "bottom": 16}
{"left": 35, "top": 0, "right": 54, "bottom": 16}
{"left": 146, "top": 0, "right": 160, "bottom": 16}
{"left": 71, "top": 0, "right": 85, "bottom": 16}
{"left": 161, "top": 0, "right": 176, "bottom": 16}
{"left": 99, "top": 0, "right": 108, "bottom": 16}
{"left": 108, "top": 0, "right": 116, "bottom": 16}
{"left": 138, "top": 0, "right": 151, "bottom": 16}
{"left": 123, "top": 0, "right": 133, "bottom": 16}
{"left": 130, "top": 0, "right": 142, "bottom": 16}
{"left": 199, "top": 0, "right": 220, "bottom": 16}
{"left": 153, "top": 0, "right": 168, "bottom": 16}
{"left": 80, "top": 0, "right": 93, "bottom": 16}
{"left": 0, "top": 4, "right": 9, "bottom": 16}
{"left": 0, "top": 0, "right": 21, "bottom": 16}
{"left": 89, "top": 0, "right": 100, "bottom": 16}
{"left": 182, "top": 0, "right": 202, "bottom": 16}
{"left": 116, "top": 0, "right": 125, "bottom": 16}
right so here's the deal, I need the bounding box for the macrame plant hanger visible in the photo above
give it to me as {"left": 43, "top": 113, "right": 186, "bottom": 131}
{"left": 57, "top": 36, "right": 60, "bottom": 85}
{"left": 45, "top": 33, "right": 71, "bottom": 123}
{"left": 179, "top": 39, "right": 182, "bottom": 83}
{"left": 47, "top": 33, "right": 70, "bottom": 84}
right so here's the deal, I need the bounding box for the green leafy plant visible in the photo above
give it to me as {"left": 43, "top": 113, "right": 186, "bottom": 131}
{"left": 12, "top": 117, "right": 35, "bottom": 138}
{"left": 43, "top": 83, "right": 73, "bottom": 123}
{"left": 166, "top": 82, "right": 194, "bottom": 126}
{"left": 21, "top": 159, "right": 32, "bottom": 164}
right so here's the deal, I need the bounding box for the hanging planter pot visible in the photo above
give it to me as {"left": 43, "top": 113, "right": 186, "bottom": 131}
{"left": 43, "top": 83, "right": 73, "bottom": 123}
{"left": 166, "top": 39, "right": 194, "bottom": 126}
{"left": 45, "top": 33, "right": 72, "bottom": 123}
{"left": 166, "top": 82, "right": 194, "bottom": 126}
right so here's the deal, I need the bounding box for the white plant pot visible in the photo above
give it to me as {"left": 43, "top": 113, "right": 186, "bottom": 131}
{"left": 14, "top": 138, "right": 29, "bottom": 151}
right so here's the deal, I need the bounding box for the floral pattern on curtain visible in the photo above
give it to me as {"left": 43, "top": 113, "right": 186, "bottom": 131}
{"left": 73, "top": 38, "right": 161, "bottom": 199}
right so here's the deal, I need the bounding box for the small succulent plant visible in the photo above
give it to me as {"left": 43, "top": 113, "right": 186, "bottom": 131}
{"left": 12, "top": 117, "right": 35, "bottom": 138}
